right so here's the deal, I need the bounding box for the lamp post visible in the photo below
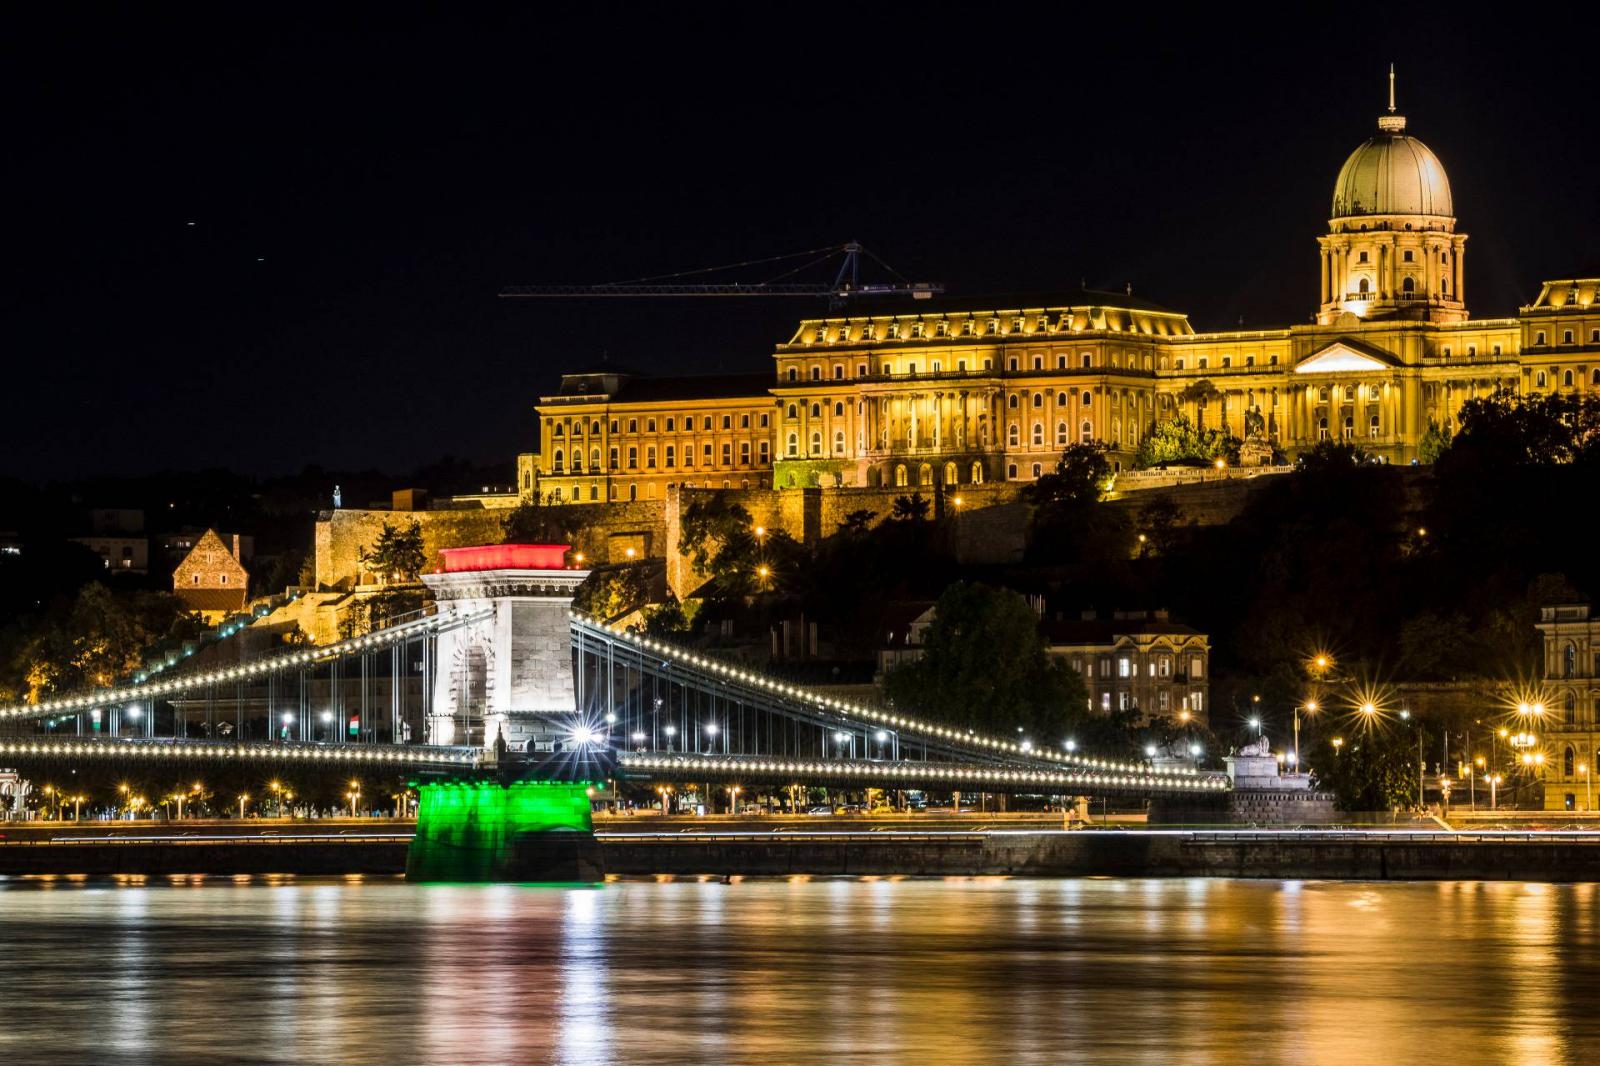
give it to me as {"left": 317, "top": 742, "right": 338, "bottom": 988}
{"left": 238, "top": 793, "right": 249, "bottom": 820}
{"left": 1489, "top": 773, "right": 1502, "bottom": 811}
{"left": 1582, "top": 762, "right": 1594, "bottom": 813}
{"left": 1295, "top": 700, "right": 1318, "bottom": 772}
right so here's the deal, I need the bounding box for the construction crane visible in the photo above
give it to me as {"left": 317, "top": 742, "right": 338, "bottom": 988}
{"left": 500, "top": 241, "right": 942, "bottom": 309}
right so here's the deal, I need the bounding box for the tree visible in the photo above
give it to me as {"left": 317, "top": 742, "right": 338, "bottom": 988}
{"left": 574, "top": 563, "right": 656, "bottom": 620}
{"left": 1134, "top": 414, "right": 1236, "bottom": 469}
{"left": 678, "top": 493, "right": 755, "bottom": 575}
{"left": 836, "top": 509, "right": 876, "bottom": 536}
{"left": 502, "top": 498, "right": 578, "bottom": 545}
{"left": 1135, "top": 497, "right": 1184, "bottom": 558}
{"left": 883, "top": 582, "right": 1090, "bottom": 740}
{"left": 1310, "top": 726, "right": 1421, "bottom": 811}
{"left": 11, "top": 584, "right": 196, "bottom": 702}
{"left": 1439, "top": 387, "right": 1600, "bottom": 472}
{"left": 1025, "top": 441, "right": 1115, "bottom": 509}
{"left": 890, "top": 493, "right": 930, "bottom": 522}
{"left": 359, "top": 520, "right": 426, "bottom": 584}
{"left": 1418, "top": 419, "right": 1453, "bottom": 464}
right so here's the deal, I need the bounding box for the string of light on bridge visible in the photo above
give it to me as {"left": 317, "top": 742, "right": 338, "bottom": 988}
{"left": 0, "top": 609, "right": 491, "bottom": 724}
{"left": 0, "top": 737, "right": 477, "bottom": 765}
{"left": 573, "top": 612, "right": 1201, "bottom": 782}
{"left": 618, "top": 753, "right": 1228, "bottom": 792}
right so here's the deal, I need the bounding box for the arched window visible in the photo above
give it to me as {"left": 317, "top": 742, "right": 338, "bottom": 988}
{"left": 591, "top": 448, "right": 601, "bottom": 470}
{"left": 1008, "top": 394, "right": 1019, "bottom": 409}
{"left": 1031, "top": 463, "right": 1042, "bottom": 478}
{"left": 553, "top": 423, "right": 564, "bottom": 437}
{"left": 1031, "top": 423, "right": 1044, "bottom": 446}
{"left": 1056, "top": 421, "right": 1069, "bottom": 446}
{"left": 1007, "top": 463, "right": 1018, "bottom": 479}
{"left": 810, "top": 432, "right": 822, "bottom": 456}
{"left": 552, "top": 448, "right": 564, "bottom": 472}
{"left": 834, "top": 401, "right": 844, "bottom": 416}
{"left": 1565, "top": 693, "right": 1577, "bottom": 724}
{"left": 1566, "top": 745, "right": 1576, "bottom": 776}
{"left": 1369, "top": 414, "right": 1381, "bottom": 437}
{"left": 1057, "top": 392, "right": 1068, "bottom": 406}
{"left": 809, "top": 403, "right": 821, "bottom": 418}
{"left": 1344, "top": 385, "right": 1356, "bottom": 402}
{"left": 1318, "top": 417, "right": 1329, "bottom": 440}
{"left": 1358, "top": 277, "right": 1370, "bottom": 294}
{"left": 572, "top": 450, "right": 583, "bottom": 472}
{"left": 944, "top": 462, "right": 958, "bottom": 485}
{"left": 1537, "top": 371, "right": 1548, "bottom": 389}
{"left": 918, "top": 463, "right": 933, "bottom": 486}
{"left": 971, "top": 462, "right": 984, "bottom": 484}
{"left": 894, "top": 464, "right": 908, "bottom": 487}
{"left": 1032, "top": 392, "right": 1043, "bottom": 408}
{"left": 1564, "top": 370, "right": 1575, "bottom": 388}
{"left": 787, "top": 403, "right": 798, "bottom": 419}
{"left": 1593, "top": 368, "right": 1600, "bottom": 386}
{"left": 833, "top": 430, "right": 845, "bottom": 455}
{"left": 1079, "top": 420, "right": 1092, "bottom": 443}
{"left": 1007, "top": 424, "right": 1020, "bottom": 446}
{"left": 1319, "top": 386, "right": 1330, "bottom": 402}
{"left": 1081, "top": 390, "right": 1092, "bottom": 407}
{"left": 1402, "top": 276, "right": 1415, "bottom": 294}
{"left": 787, "top": 432, "right": 798, "bottom": 457}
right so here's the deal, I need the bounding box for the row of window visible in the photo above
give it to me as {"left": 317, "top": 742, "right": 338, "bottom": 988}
{"left": 809, "top": 315, "right": 1088, "bottom": 344}
{"left": 1097, "top": 690, "right": 1205, "bottom": 713}
{"left": 545, "top": 479, "right": 756, "bottom": 503}
{"left": 1533, "top": 368, "right": 1600, "bottom": 389}
{"left": 1072, "top": 655, "right": 1205, "bottom": 679}
{"left": 1532, "top": 328, "right": 1600, "bottom": 347}
{"left": 783, "top": 349, "right": 1157, "bottom": 381}
{"left": 549, "top": 412, "right": 771, "bottom": 438}
{"left": 550, "top": 440, "right": 772, "bottom": 473}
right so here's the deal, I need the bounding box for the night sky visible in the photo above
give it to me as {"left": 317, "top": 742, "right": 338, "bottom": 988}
{"left": 6, "top": 12, "right": 1595, "bottom": 482}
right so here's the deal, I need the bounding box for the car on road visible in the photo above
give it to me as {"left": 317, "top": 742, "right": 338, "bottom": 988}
{"left": 805, "top": 805, "right": 834, "bottom": 816}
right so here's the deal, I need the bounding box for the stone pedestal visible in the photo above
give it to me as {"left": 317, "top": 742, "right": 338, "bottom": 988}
{"left": 405, "top": 779, "right": 606, "bottom": 883}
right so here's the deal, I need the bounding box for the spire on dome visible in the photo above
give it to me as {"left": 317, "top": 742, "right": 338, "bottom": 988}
{"left": 1378, "top": 63, "right": 1406, "bottom": 132}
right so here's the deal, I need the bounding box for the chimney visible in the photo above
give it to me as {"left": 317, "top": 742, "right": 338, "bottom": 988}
{"left": 232, "top": 534, "right": 241, "bottom": 560}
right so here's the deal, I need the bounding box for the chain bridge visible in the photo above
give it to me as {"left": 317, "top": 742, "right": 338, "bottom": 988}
{"left": 0, "top": 545, "right": 1228, "bottom": 801}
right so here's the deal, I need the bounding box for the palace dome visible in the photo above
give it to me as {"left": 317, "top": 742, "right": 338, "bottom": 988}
{"left": 1331, "top": 121, "right": 1453, "bottom": 220}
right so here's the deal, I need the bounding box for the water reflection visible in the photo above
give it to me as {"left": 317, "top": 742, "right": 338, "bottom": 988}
{"left": 2, "top": 876, "right": 1599, "bottom": 1063}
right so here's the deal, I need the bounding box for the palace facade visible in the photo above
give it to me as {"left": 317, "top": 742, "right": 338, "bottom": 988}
{"left": 524, "top": 96, "right": 1599, "bottom": 504}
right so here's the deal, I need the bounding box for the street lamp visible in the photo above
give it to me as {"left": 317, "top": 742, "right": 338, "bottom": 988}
{"left": 1295, "top": 700, "right": 1318, "bottom": 772}
{"left": 1582, "top": 762, "right": 1593, "bottom": 813}
{"left": 1331, "top": 737, "right": 1344, "bottom": 755}
{"left": 238, "top": 793, "right": 250, "bottom": 819}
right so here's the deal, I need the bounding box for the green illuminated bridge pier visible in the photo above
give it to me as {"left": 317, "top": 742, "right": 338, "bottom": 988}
{"left": 0, "top": 544, "right": 1226, "bottom": 880}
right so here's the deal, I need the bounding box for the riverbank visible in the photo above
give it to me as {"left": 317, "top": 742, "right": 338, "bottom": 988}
{"left": 8, "top": 825, "right": 1600, "bottom": 880}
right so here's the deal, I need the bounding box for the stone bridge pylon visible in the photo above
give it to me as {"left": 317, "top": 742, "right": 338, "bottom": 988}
{"left": 420, "top": 544, "right": 588, "bottom": 751}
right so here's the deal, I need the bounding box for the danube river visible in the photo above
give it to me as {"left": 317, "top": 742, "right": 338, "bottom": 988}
{"left": 2, "top": 876, "right": 1596, "bottom": 1064}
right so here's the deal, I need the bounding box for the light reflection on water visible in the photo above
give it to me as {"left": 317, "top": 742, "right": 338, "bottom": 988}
{"left": 1, "top": 876, "right": 1598, "bottom": 1064}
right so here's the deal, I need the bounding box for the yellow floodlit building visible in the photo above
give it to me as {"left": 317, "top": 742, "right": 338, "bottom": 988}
{"left": 526, "top": 84, "right": 1598, "bottom": 502}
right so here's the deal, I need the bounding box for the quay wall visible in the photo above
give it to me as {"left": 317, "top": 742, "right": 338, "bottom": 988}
{"left": 9, "top": 831, "right": 1600, "bottom": 881}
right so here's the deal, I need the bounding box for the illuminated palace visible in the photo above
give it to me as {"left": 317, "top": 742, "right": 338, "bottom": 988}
{"left": 524, "top": 92, "right": 1599, "bottom": 504}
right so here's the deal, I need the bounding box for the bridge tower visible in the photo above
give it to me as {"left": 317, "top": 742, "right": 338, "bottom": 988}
{"left": 419, "top": 544, "right": 589, "bottom": 753}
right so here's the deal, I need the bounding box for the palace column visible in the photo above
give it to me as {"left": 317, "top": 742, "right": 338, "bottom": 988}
{"left": 1320, "top": 249, "right": 1330, "bottom": 305}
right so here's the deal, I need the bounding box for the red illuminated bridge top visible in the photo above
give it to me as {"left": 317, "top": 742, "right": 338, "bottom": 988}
{"left": 437, "top": 543, "right": 573, "bottom": 572}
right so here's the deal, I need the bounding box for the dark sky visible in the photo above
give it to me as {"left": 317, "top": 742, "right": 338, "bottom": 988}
{"left": 5, "top": 11, "right": 1595, "bottom": 482}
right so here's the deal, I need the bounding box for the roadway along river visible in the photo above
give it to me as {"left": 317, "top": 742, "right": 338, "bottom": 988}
{"left": 1, "top": 876, "right": 1596, "bottom": 1064}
